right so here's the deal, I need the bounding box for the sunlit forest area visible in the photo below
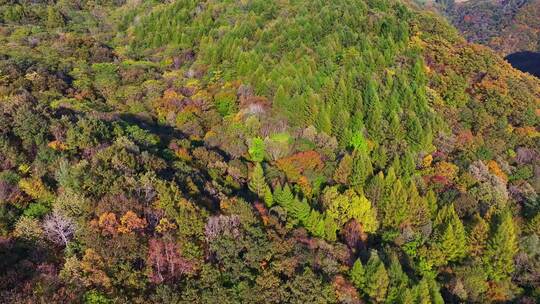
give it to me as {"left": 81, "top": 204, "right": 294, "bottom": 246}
{"left": 0, "top": 0, "right": 538, "bottom": 303}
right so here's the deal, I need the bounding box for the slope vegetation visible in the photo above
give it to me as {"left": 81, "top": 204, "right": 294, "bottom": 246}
{"left": 0, "top": 0, "right": 538, "bottom": 303}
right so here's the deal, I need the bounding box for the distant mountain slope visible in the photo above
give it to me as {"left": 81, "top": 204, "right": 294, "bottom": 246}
{"left": 442, "top": 0, "right": 540, "bottom": 54}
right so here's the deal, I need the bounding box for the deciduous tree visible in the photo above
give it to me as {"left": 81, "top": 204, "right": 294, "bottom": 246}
{"left": 42, "top": 211, "right": 75, "bottom": 246}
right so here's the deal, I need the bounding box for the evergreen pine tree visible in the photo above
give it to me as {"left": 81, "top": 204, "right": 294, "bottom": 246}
{"left": 421, "top": 122, "right": 433, "bottom": 151}
{"left": 350, "top": 109, "right": 364, "bottom": 135}
{"left": 315, "top": 105, "right": 332, "bottom": 135}
{"left": 371, "top": 145, "right": 389, "bottom": 171}
{"left": 248, "top": 137, "right": 266, "bottom": 163}
{"left": 415, "top": 277, "right": 443, "bottom": 304}
{"left": 364, "top": 79, "right": 384, "bottom": 140}
{"left": 364, "top": 79, "right": 380, "bottom": 108}
{"left": 333, "top": 153, "right": 353, "bottom": 185}
{"left": 323, "top": 214, "right": 338, "bottom": 241}
{"left": 367, "top": 104, "right": 384, "bottom": 141}
{"left": 411, "top": 57, "right": 427, "bottom": 90}
{"left": 401, "top": 151, "right": 416, "bottom": 178}
{"left": 291, "top": 198, "right": 311, "bottom": 224}
{"left": 304, "top": 209, "right": 326, "bottom": 238}
{"left": 46, "top": 6, "right": 64, "bottom": 29}
{"left": 350, "top": 150, "right": 373, "bottom": 188}
{"left": 380, "top": 176, "right": 408, "bottom": 230}
{"left": 416, "top": 278, "right": 431, "bottom": 304}
{"left": 274, "top": 85, "right": 289, "bottom": 113}
{"left": 365, "top": 171, "right": 385, "bottom": 205}
{"left": 274, "top": 183, "right": 294, "bottom": 210}
{"left": 304, "top": 90, "right": 321, "bottom": 126}
{"left": 400, "top": 288, "right": 417, "bottom": 304}
{"left": 469, "top": 213, "right": 488, "bottom": 258}
{"left": 349, "top": 131, "right": 369, "bottom": 153}
{"left": 483, "top": 211, "right": 518, "bottom": 282}
{"left": 388, "top": 111, "right": 404, "bottom": 142}
{"left": 425, "top": 189, "right": 438, "bottom": 219}
{"left": 432, "top": 204, "right": 467, "bottom": 265}
{"left": 385, "top": 254, "right": 409, "bottom": 304}
{"left": 248, "top": 163, "right": 267, "bottom": 198}
{"left": 305, "top": 209, "right": 321, "bottom": 235}
{"left": 364, "top": 251, "right": 390, "bottom": 303}
{"left": 331, "top": 106, "right": 350, "bottom": 143}
{"left": 407, "top": 182, "right": 430, "bottom": 229}
{"left": 427, "top": 278, "right": 445, "bottom": 304}
{"left": 350, "top": 258, "right": 366, "bottom": 290}
{"left": 263, "top": 185, "right": 274, "bottom": 208}
{"left": 406, "top": 112, "right": 424, "bottom": 149}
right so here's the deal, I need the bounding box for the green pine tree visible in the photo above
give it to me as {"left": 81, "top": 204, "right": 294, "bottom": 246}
{"left": 414, "top": 277, "right": 444, "bottom": 304}
{"left": 274, "top": 183, "right": 294, "bottom": 210}
{"left": 274, "top": 85, "right": 290, "bottom": 117}
{"left": 248, "top": 163, "right": 267, "bottom": 198}
{"left": 425, "top": 189, "right": 438, "bottom": 219}
{"left": 46, "top": 6, "right": 64, "bottom": 29}
{"left": 416, "top": 278, "right": 431, "bottom": 304}
{"left": 349, "top": 150, "right": 373, "bottom": 188}
{"left": 407, "top": 182, "right": 431, "bottom": 229}
{"left": 432, "top": 203, "right": 468, "bottom": 265}
{"left": 323, "top": 214, "right": 338, "bottom": 241}
{"left": 291, "top": 198, "right": 311, "bottom": 224}
{"left": 349, "top": 131, "right": 369, "bottom": 153}
{"left": 315, "top": 105, "right": 332, "bottom": 135}
{"left": 380, "top": 174, "right": 409, "bottom": 230}
{"left": 385, "top": 254, "right": 409, "bottom": 304}
{"left": 483, "top": 211, "right": 518, "bottom": 282}
{"left": 364, "top": 79, "right": 384, "bottom": 140}
{"left": 388, "top": 111, "right": 404, "bottom": 142}
{"left": 427, "top": 278, "right": 444, "bottom": 304}
{"left": 263, "top": 185, "right": 274, "bottom": 207}
{"left": 469, "top": 213, "right": 489, "bottom": 258}
{"left": 304, "top": 210, "right": 326, "bottom": 238}
{"left": 333, "top": 153, "right": 353, "bottom": 185}
{"left": 248, "top": 137, "right": 266, "bottom": 162}
{"left": 314, "top": 216, "right": 326, "bottom": 239}
{"left": 406, "top": 112, "right": 424, "bottom": 149}
{"left": 371, "top": 145, "right": 389, "bottom": 171}
{"left": 350, "top": 258, "right": 366, "bottom": 290}
{"left": 364, "top": 251, "right": 390, "bottom": 303}
{"left": 366, "top": 102, "right": 384, "bottom": 141}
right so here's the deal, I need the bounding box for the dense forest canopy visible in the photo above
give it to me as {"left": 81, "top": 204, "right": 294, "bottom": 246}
{"left": 0, "top": 0, "right": 538, "bottom": 303}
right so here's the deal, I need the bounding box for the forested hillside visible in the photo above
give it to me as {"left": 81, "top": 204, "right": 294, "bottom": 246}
{"left": 0, "top": 0, "right": 538, "bottom": 303}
